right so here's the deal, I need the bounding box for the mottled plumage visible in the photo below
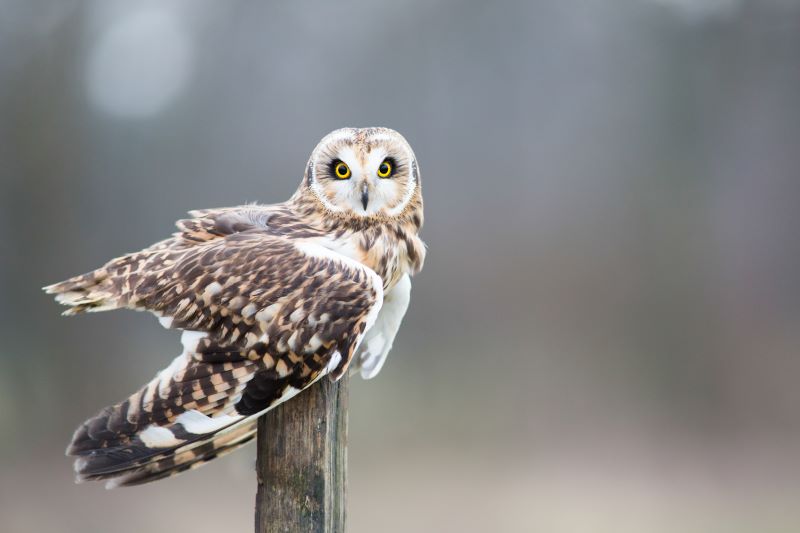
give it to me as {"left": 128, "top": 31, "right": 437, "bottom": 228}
{"left": 45, "top": 127, "right": 425, "bottom": 487}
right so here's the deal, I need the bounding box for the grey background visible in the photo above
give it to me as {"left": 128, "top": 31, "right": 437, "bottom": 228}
{"left": 2, "top": 0, "right": 800, "bottom": 531}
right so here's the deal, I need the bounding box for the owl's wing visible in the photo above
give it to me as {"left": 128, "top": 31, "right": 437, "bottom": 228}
{"left": 44, "top": 207, "right": 383, "bottom": 486}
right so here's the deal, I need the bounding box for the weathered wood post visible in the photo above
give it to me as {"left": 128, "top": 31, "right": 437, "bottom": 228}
{"left": 255, "top": 374, "right": 349, "bottom": 533}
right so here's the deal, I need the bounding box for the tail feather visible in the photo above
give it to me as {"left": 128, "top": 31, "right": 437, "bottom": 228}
{"left": 76, "top": 416, "right": 258, "bottom": 486}
{"left": 68, "top": 361, "right": 326, "bottom": 487}
{"left": 64, "top": 341, "right": 262, "bottom": 485}
{"left": 104, "top": 420, "right": 258, "bottom": 488}
{"left": 67, "top": 356, "right": 257, "bottom": 454}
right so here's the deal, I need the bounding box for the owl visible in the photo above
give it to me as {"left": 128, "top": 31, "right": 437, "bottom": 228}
{"left": 44, "top": 127, "right": 426, "bottom": 488}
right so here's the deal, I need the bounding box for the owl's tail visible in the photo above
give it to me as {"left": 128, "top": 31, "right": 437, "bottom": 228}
{"left": 68, "top": 381, "right": 261, "bottom": 489}
{"left": 64, "top": 331, "right": 265, "bottom": 488}
{"left": 70, "top": 409, "right": 259, "bottom": 488}
{"left": 102, "top": 419, "right": 258, "bottom": 488}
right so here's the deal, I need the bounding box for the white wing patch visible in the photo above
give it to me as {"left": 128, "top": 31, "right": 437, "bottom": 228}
{"left": 174, "top": 410, "right": 241, "bottom": 434}
{"left": 138, "top": 425, "right": 183, "bottom": 448}
{"left": 356, "top": 274, "right": 411, "bottom": 379}
{"left": 180, "top": 330, "right": 207, "bottom": 353}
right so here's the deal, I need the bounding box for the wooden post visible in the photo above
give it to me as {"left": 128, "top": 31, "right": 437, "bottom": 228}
{"left": 255, "top": 374, "right": 348, "bottom": 533}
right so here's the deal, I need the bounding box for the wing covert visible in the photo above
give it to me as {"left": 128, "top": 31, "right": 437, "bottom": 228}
{"left": 46, "top": 207, "right": 383, "bottom": 379}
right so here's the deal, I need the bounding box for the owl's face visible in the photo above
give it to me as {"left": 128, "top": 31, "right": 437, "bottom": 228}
{"left": 305, "top": 127, "right": 420, "bottom": 218}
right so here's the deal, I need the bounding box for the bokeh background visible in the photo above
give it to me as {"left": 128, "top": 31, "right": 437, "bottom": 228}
{"left": 2, "top": 1, "right": 800, "bottom": 531}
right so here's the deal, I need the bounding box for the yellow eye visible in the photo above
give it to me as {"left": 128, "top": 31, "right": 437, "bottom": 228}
{"left": 334, "top": 161, "right": 351, "bottom": 179}
{"left": 377, "top": 159, "right": 393, "bottom": 178}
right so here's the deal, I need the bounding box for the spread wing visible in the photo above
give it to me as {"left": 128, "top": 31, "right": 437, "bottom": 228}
{"left": 44, "top": 206, "right": 383, "bottom": 486}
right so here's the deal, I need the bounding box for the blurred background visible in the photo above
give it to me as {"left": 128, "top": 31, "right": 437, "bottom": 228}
{"left": 1, "top": 0, "right": 800, "bottom": 531}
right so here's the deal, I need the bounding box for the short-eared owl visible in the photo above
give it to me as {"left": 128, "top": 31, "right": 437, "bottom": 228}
{"left": 45, "top": 127, "right": 426, "bottom": 487}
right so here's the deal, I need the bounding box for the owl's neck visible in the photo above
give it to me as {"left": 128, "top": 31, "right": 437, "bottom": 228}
{"left": 289, "top": 190, "right": 425, "bottom": 289}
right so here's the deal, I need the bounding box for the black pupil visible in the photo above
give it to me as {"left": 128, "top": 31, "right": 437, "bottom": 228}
{"left": 380, "top": 162, "right": 390, "bottom": 175}
{"left": 338, "top": 164, "right": 347, "bottom": 175}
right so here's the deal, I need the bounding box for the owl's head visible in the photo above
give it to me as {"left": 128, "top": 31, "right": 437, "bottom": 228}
{"left": 300, "top": 127, "right": 421, "bottom": 220}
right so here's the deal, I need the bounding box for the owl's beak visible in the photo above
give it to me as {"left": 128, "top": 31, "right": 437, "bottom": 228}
{"left": 360, "top": 183, "right": 369, "bottom": 210}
